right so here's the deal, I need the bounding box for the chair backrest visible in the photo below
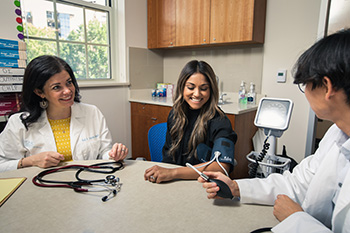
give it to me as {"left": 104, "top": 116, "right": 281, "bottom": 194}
{"left": 148, "top": 122, "right": 167, "bottom": 162}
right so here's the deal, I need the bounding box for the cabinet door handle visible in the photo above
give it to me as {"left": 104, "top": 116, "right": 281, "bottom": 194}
{"left": 151, "top": 117, "right": 157, "bottom": 121}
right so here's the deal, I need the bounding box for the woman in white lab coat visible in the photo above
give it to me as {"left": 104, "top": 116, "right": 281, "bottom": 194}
{"left": 0, "top": 55, "right": 128, "bottom": 172}
{"left": 198, "top": 29, "right": 350, "bottom": 233}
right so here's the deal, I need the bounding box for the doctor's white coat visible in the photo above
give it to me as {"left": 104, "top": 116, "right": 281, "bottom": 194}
{"left": 0, "top": 102, "right": 113, "bottom": 172}
{"left": 237, "top": 124, "right": 350, "bottom": 233}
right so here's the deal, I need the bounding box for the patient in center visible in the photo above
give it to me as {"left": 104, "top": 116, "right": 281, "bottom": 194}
{"left": 144, "top": 60, "right": 237, "bottom": 183}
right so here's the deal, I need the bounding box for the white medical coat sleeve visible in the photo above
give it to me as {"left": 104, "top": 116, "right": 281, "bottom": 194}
{"left": 96, "top": 110, "right": 112, "bottom": 160}
{"left": 70, "top": 103, "right": 113, "bottom": 160}
{"left": 0, "top": 115, "right": 26, "bottom": 172}
{"left": 236, "top": 123, "right": 337, "bottom": 205}
{"left": 272, "top": 212, "right": 332, "bottom": 233}
{"left": 235, "top": 124, "right": 350, "bottom": 232}
{"left": 236, "top": 153, "right": 318, "bottom": 205}
{"left": 0, "top": 158, "right": 20, "bottom": 172}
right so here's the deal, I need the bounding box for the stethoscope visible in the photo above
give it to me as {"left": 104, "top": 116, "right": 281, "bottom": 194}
{"left": 32, "top": 161, "right": 124, "bottom": 202}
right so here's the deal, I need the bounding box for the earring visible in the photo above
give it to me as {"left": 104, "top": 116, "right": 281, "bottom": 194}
{"left": 39, "top": 98, "right": 48, "bottom": 109}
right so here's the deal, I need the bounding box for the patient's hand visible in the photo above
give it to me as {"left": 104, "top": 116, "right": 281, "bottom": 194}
{"left": 144, "top": 165, "right": 175, "bottom": 183}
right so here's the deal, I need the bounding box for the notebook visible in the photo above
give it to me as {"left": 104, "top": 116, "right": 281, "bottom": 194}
{"left": 0, "top": 177, "right": 26, "bottom": 207}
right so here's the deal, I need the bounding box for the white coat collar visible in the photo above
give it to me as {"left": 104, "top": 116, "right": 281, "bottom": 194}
{"left": 34, "top": 109, "right": 56, "bottom": 150}
{"left": 37, "top": 110, "right": 51, "bottom": 136}
{"left": 71, "top": 102, "right": 86, "bottom": 119}
{"left": 340, "top": 137, "right": 350, "bottom": 161}
{"left": 332, "top": 124, "right": 350, "bottom": 161}
{"left": 70, "top": 102, "right": 85, "bottom": 155}
{"left": 36, "top": 102, "right": 85, "bottom": 151}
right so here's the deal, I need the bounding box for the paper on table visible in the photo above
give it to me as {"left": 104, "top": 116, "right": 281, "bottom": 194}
{"left": 0, "top": 177, "right": 26, "bottom": 207}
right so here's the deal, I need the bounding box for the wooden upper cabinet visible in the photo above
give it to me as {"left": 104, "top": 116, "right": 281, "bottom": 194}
{"left": 148, "top": 0, "right": 176, "bottom": 48}
{"left": 147, "top": 0, "right": 266, "bottom": 48}
{"left": 210, "top": 0, "right": 266, "bottom": 44}
{"left": 176, "top": 0, "right": 210, "bottom": 46}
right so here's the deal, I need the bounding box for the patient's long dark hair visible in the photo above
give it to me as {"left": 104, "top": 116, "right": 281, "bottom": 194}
{"left": 19, "top": 55, "right": 81, "bottom": 128}
{"left": 169, "top": 60, "right": 223, "bottom": 160}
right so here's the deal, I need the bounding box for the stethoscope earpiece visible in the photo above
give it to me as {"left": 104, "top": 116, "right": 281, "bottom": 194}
{"left": 102, "top": 189, "right": 117, "bottom": 202}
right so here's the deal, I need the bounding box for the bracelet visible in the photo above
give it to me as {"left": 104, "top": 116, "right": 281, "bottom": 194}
{"left": 19, "top": 158, "right": 24, "bottom": 169}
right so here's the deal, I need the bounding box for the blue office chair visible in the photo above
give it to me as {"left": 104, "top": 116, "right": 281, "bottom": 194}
{"left": 148, "top": 122, "right": 167, "bottom": 162}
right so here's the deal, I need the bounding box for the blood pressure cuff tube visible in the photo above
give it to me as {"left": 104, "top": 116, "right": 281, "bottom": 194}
{"left": 196, "top": 137, "right": 235, "bottom": 168}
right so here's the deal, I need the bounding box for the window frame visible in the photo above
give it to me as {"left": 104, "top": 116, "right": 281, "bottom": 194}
{"left": 23, "top": 0, "right": 127, "bottom": 87}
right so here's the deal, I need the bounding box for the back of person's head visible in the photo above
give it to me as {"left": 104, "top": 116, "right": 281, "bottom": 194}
{"left": 20, "top": 55, "right": 81, "bottom": 127}
{"left": 293, "top": 28, "right": 350, "bottom": 103}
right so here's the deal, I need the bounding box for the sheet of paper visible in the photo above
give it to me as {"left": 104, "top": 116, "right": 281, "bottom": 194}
{"left": 0, "top": 177, "right": 26, "bottom": 207}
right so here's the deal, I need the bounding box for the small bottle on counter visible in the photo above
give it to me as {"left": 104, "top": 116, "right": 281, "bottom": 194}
{"left": 156, "top": 89, "right": 161, "bottom": 97}
{"left": 238, "top": 81, "right": 247, "bottom": 105}
{"left": 152, "top": 89, "right": 157, "bottom": 97}
{"left": 247, "top": 82, "right": 256, "bottom": 105}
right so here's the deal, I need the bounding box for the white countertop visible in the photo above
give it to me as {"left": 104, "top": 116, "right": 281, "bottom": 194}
{"left": 129, "top": 89, "right": 259, "bottom": 115}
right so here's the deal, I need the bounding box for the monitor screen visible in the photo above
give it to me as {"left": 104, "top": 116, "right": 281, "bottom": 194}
{"left": 254, "top": 98, "right": 293, "bottom": 131}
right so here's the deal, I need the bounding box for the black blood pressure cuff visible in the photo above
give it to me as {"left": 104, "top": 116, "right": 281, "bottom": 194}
{"left": 196, "top": 137, "right": 235, "bottom": 168}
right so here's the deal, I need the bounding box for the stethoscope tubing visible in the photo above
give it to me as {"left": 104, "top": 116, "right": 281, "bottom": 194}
{"left": 32, "top": 161, "right": 123, "bottom": 192}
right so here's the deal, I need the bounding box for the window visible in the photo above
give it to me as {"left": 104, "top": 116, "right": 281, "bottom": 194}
{"left": 21, "top": 0, "right": 124, "bottom": 85}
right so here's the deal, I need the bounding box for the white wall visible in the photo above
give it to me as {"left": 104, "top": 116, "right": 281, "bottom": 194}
{"left": 78, "top": 0, "right": 149, "bottom": 156}
{"left": 80, "top": 87, "right": 130, "bottom": 144}
{"left": 261, "top": 0, "right": 322, "bottom": 162}
{"left": 125, "top": 0, "right": 148, "bottom": 48}
{"left": 163, "top": 45, "right": 264, "bottom": 94}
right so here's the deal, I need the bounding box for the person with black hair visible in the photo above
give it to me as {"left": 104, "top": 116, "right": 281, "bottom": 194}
{"left": 0, "top": 55, "right": 128, "bottom": 172}
{"left": 199, "top": 29, "right": 350, "bottom": 232}
{"left": 144, "top": 60, "right": 237, "bottom": 183}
